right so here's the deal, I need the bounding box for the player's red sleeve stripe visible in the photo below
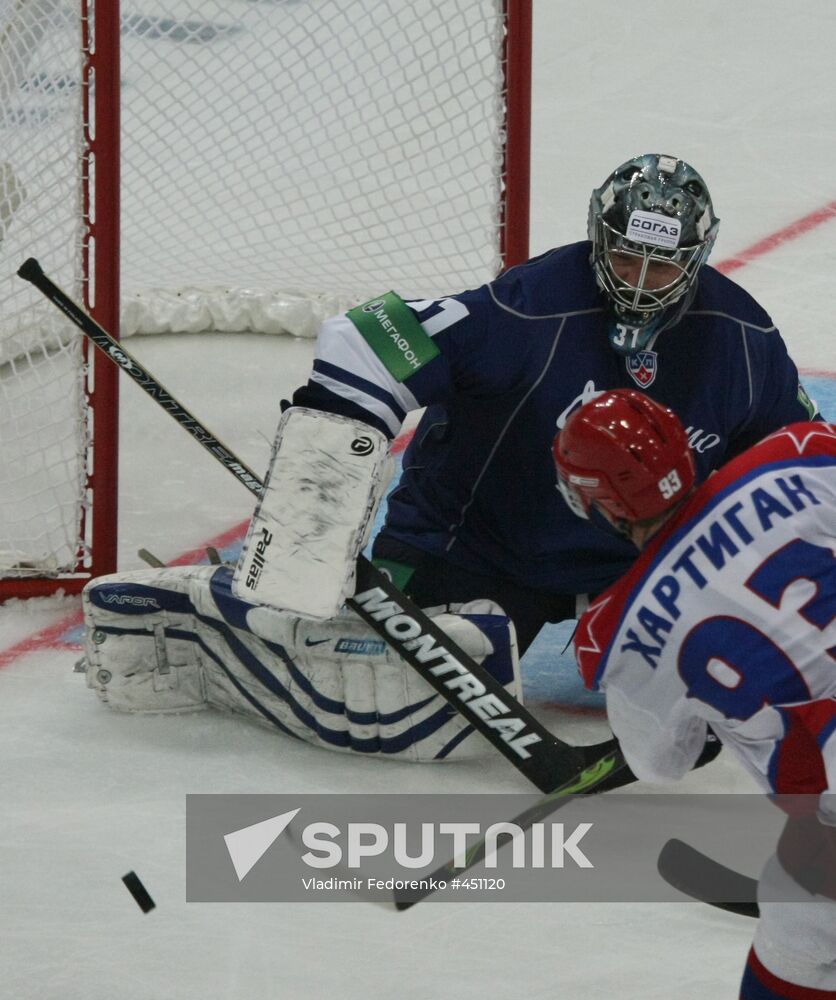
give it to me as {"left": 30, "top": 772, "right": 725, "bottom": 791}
{"left": 741, "top": 947, "right": 836, "bottom": 999}
{"left": 771, "top": 705, "right": 830, "bottom": 796}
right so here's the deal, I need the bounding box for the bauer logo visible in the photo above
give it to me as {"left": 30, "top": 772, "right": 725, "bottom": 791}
{"left": 335, "top": 637, "right": 386, "bottom": 655}
{"left": 626, "top": 209, "right": 681, "bottom": 248}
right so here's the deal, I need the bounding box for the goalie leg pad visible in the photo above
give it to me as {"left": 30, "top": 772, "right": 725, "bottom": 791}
{"left": 232, "top": 407, "right": 393, "bottom": 619}
{"left": 82, "top": 567, "right": 208, "bottom": 713}
{"left": 83, "top": 566, "right": 520, "bottom": 762}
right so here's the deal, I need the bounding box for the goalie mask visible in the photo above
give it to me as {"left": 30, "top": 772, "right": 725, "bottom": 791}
{"left": 553, "top": 390, "right": 696, "bottom": 533}
{"left": 588, "top": 154, "right": 720, "bottom": 356}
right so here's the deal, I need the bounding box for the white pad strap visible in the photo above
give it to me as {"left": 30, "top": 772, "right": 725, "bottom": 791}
{"left": 232, "top": 407, "right": 392, "bottom": 619}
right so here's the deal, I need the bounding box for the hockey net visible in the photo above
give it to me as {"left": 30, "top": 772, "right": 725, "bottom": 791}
{"left": 0, "top": 0, "right": 530, "bottom": 597}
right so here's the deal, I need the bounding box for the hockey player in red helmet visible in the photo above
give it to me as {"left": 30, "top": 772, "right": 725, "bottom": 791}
{"left": 555, "top": 392, "right": 836, "bottom": 1000}
{"left": 553, "top": 388, "right": 696, "bottom": 545}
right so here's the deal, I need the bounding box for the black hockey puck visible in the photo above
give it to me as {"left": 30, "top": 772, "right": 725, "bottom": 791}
{"left": 122, "top": 871, "right": 156, "bottom": 913}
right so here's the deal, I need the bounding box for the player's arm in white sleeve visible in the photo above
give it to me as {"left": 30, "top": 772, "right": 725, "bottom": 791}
{"left": 605, "top": 684, "right": 709, "bottom": 784}
{"left": 232, "top": 292, "right": 457, "bottom": 619}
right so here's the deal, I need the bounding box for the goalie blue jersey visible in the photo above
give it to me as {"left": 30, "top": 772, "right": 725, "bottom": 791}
{"left": 292, "top": 241, "right": 819, "bottom": 595}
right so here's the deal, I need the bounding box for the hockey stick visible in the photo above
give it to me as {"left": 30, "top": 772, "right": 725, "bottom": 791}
{"left": 279, "top": 743, "right": 627, "bottom": 911}
{"left": 657, "top": 838, "right": 759, "bottom": 918}
{"left": 18, "top": 256, "right": 614, "bottom": 794}
{"left": 394, "top": 744, "right": 627, "bottom": 909}
{"left": 18, "top": 259, "right": 265, "bottom": 497}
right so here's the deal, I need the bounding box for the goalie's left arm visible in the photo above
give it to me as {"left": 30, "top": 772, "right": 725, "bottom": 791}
{"left": 238, "top": 288, "right": 490, "bottom": 619}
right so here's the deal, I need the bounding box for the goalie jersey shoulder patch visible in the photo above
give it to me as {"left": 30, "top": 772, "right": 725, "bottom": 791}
{"left": 347, "top": 291, "right": 439, "bottom": 382}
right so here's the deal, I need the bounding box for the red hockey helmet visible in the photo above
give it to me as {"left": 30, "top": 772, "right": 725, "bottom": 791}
{"left": 553, "top": 390, "right": 696, "bottom": 524}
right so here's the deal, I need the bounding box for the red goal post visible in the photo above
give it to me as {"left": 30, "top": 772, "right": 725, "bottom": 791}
{"left": 0, "top": 0, "right": 531, "bottom": 600}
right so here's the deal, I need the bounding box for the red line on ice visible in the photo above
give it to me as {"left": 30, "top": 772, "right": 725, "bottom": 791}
{"left": 716, "top": 200, "right": 836, "bottom": 275}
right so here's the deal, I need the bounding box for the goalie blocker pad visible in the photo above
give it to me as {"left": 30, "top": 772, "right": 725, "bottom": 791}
{"left": 82, "top": 565, "right": 521, "bottom": 762}
{"left": 232, "top": 407, "right": 393, "bottom": 619}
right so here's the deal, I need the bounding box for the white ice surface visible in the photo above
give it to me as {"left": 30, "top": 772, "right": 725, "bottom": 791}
{"left": 0, "top": 331, "right": 771, "bottom": 1000}
{"left": 2, "top": 2, "right": 836, "bottom": 997}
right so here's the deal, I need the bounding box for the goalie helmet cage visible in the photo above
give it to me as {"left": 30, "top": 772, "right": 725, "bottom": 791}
{"left": 0, "top": 0, "right": 531, "bottom": 601}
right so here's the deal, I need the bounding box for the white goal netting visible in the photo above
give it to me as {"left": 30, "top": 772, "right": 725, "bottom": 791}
{"left": 0, "top": 0, "right": 514, "bottom": 585}
{"left": 0, "top": 0, "right": 87, "bottom": 580}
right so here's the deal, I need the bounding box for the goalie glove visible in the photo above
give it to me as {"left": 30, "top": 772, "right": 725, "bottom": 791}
{"left": 232, "top": 407, "right": 393, "bottom": 619}
{"left": 577, "top": 728, "right": 722, "bottom": 793}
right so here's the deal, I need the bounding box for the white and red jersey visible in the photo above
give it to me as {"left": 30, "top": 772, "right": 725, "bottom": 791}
{"left": 575, "top": 422, "right": 836, "bottom": 812}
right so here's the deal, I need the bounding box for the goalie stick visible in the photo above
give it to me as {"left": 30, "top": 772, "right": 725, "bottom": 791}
{"left": 18, "top": 256, "right": 615, "bottom": 794}
{"left": 393, "top": 743, "right": 628, "bottom": 910}
{"left": 277, "top": 743, "right": 627, "bottom": 911}
{"left": 657, "top": 838, "right": 759, "bottom": 918}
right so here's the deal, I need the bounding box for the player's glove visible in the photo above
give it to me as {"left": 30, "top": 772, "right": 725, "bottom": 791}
{"left": 579, "top": 729, "right": 722, "bottom": 793}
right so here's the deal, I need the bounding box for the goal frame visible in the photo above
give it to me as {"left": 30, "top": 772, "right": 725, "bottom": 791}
{"left": 0, "top": 1, "right": 120, "bottom": 600}
{"left": 0, "top": 0, "right": 531, "bottom": 601}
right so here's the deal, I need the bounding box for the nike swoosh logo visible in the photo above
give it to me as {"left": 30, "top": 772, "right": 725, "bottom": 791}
{"left": 304, "top": 637, "right": 330, "bottom": 647}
